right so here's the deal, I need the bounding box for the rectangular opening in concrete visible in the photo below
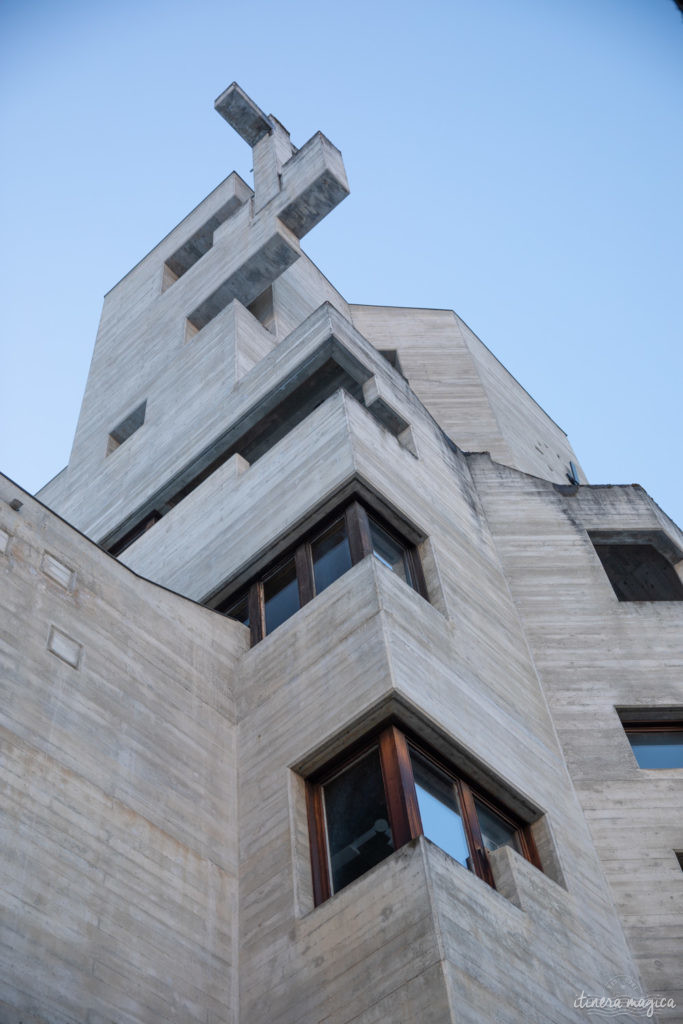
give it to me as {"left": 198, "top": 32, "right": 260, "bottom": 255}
{"left": 107, "top": 401, "right": 147, "bottom": 456}
{"left": 247, "top": 285, "right": 275, "bottom": 333}
{"left": 590, "top": 536, "right": 683, "bottom": 601}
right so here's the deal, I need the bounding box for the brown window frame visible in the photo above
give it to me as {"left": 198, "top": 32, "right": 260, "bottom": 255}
{"left": 306, "top": 723, "right": 541, "bottom": 904}
{"left": 623, "top": 722, "right": 683, "bottom": 734}
{"left": 214, "top": 500, "right": 428, "bottom": 645}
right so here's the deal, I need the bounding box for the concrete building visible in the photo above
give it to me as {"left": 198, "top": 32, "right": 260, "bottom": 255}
{"left": 1, "top": 84, "right": 682, "bottom": 1023}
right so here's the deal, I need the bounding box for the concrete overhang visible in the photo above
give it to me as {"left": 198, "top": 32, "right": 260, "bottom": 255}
{"left": 587, "top": 528, "right": 683, "bottom": 567}
{"left": 102, "top": 303, "right": 416, "bottom": 554}
{"left": 117, "top": 386, "right": 418, "bottom": 600}
{"left": 187, "top": 218, "right": 301, "bottom": 331}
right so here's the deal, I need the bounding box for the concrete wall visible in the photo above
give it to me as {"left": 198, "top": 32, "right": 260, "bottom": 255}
{"left": 114, "top": 327, "right": 647, "bottom": 1020}
{"left": 39, "top": 151, "right": 350, "bottom": 540}
{"left": 233, "top": 552, "right": 642, "bottom": 1023}
{"left": 0, "top": 474, "right": 245, "bottom": 1024}
{"left": 3, "top": 389, "right": 657, "bottom": 1021}
{"left": 469, "top": 456, "right": 683, "bottom": 1018}
{"left": 350, "top": 303, "right": 584, "bottom": 485}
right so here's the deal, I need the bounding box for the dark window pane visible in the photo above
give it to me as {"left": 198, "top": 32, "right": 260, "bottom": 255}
{"left": 323, "top": 747, "right": 394, "bottom": 893}
{"left": 368, "top": 517, "right": 412, "bottom": 586}
{"left": 311, "top": 518, "right": 352, "bottom": 595}
{"left": 410, "top": 748, "right": 470, "bottom": 868}
{"left": 219, "top": 594, "right": 249, "bottom": 627}
{"left": 628, "top": 731, "right": 683, "bottom": 769}
{"left": 474, "top": 797, "right": 521, "bottom": 856}
{"left": 263, "top": 558, "right": 299, "bottom": 633}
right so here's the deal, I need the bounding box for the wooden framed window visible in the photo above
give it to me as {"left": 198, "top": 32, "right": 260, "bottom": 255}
{"left": 213, "top": 500, "right": 428, "bottom": 644}
{"left": 306, "top": 724, "right": 541, "bottom": 904}
{"left": 622, "top": 722, "right": 683, "bottom": 770}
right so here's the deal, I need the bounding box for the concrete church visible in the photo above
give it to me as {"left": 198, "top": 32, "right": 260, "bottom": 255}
{"left": 1, "top": 85, "right": 682, "bottom": 1023}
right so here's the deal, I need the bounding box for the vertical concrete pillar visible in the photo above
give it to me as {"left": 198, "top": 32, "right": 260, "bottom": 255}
{"left": 253, "top": 118, "right": 294, "bottom": 211}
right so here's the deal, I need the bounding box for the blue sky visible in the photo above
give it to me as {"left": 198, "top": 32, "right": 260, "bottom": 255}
{"left": 1, "top": 0, "right": 682, "bottom": 527}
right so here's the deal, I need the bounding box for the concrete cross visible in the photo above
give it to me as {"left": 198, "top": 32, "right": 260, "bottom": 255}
{"left": 215, "top": 83, "right": 297, "bottom": 211}
{"left": 181, "top": 82, "right": 349, "bottom": 332}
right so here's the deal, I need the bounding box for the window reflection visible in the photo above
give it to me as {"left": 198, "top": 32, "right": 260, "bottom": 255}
{"left": 410, "top": 748, "right": 470, "bottom": 868}
{"left": 263, "top": 557, "right": 300, "bottom": 633}
{"left": 308, "top": 726, "right": 540, "bottom": 905}
{"left": 211, "top": 500, "right": 426, "bottom": 644}
{"left": 323, "top": 747, "right": 395, "bottom": 893}
{"left": 627, "top": 731, "right": 683, "bottom": 769}
{"left": 473, "top": 796, "right": 522, "bottom": 856}
{"left": 311, "top": 518, "right": 352, "bottom": 595}
{"left": 368, "top": 516, "right": 413, "bottom": 586}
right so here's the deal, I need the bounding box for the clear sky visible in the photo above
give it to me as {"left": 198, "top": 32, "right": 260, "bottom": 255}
{"left": 1, "top": 0, "right": 681, "bottom": 527}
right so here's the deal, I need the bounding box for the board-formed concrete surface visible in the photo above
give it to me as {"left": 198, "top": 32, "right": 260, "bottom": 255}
{"left": 4, "top": 83, "right": 682, "bottom": 1023}
{"left": 0, "top": 474, "right": 245, "bottom": 1023}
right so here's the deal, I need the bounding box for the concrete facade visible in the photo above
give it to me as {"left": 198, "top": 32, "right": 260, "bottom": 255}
{"left": 2, "top": 84, "right": 681, "bottom": 1023}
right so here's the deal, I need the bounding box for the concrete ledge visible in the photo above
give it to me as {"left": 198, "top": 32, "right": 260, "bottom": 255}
{"left": 188, "top": 220, "right": 301, "bottom": 330}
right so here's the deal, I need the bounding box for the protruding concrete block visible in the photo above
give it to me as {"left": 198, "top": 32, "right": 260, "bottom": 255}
{"left": 227, "top": 453, "right": 250, "bottom": 477}
{"left": 214, "top": 83, "right": 272, "bottom": 146}
{"left": 187, "top": 221, "right": 301, "bottom": 331}
{"left": 362, "top": 375, "right": 410, "bottom": 436}
{"left": 279, "top": 133, "right": 350, "bottom": 238}
{"left": 361, "top": 375, "right": 382, "bottom": 408}
{"left": 398, "top": 424, "right": 419, "bottom": 458}
{"left": 254, "top": 119, "right": 295, "bottom": 211}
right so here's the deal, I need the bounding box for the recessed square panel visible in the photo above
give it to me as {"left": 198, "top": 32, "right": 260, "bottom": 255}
{"left": 42, "top": 552, "right": 75, "bottom": 590}
{"left": 47, "top": 626, "right": 83, "bottom": 669}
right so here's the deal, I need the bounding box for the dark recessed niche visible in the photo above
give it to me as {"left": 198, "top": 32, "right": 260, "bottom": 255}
{"left": 107, "top": 401, "right": 147, "bottom": 456}
{"left": 247, "top": 285, "right": 276, "bottom": 333}
{"left": 591, "top": 541, "right": 683, "bottom": 602}
{"left": 379, "top": 349, "right": 405, "bottom": 378}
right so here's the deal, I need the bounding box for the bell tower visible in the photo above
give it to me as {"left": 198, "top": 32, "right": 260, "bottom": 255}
{"left": 8, "top": 85, "right": 677, "bottom": 1022}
